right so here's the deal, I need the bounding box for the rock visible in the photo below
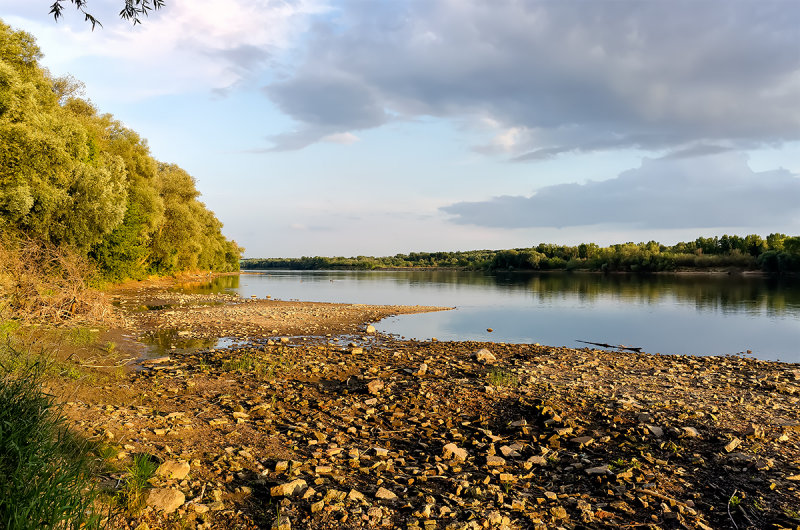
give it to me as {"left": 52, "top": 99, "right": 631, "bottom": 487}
{"left": 473, "top": 348, "right": 497, "bottom": 364}
{"left": 499, "top": 445, "right": 521, "bottom": 457}
{"left": 586, "top": 465, "right": 610, "bottom": 475}
{"left": 486, "top": 455, "right": 506, "bottom": 467}
{"left": 366, "top": 325, "right": 376, "bottom": 334}
{"left": 147, "top": 488, "right": 185, "bottom": 513}
{"left": 156, "top": 460, "right": 190, "bottom": 480}
{"left": 646, "top": 425, "right": 663, "bottom": 438}
{"left": 324, "top": 489, "right": 347, "bottom": 503}
{"left": 367, "top": 379, "right": 384, "bottom": 395}
{"left": 681, "top": 426, "right": 700, "bottom": 438}
{"left": 724, "top": 437, "right": 742, "bottom": 453}
{"left": 347, "top": 489, "right": 366, "bottom": 502}
{"left": 443, "top": 443, "right": 468, "bottom": 462}
{"left": 375, "top": 487, "right": 398, "bottom": 500}
{"left": 745, "top": 423, "right": 765, "bottom": 439}
{"left": 271, "top": 479, "right": 307, "bottom": 497}
{"left": 414, "top": 363, "right": 428, "bottom": 376}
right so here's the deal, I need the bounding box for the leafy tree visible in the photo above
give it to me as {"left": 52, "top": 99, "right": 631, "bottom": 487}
{"left": 49, "top": 0, "right": 165, "bottom": 29}
{"left": 1, "top": 19, "right": 241, "bottom": 279}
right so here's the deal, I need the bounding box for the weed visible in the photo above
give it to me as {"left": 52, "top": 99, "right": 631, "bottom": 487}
{"left": 0, "top": 364, "right": 104, "bottom": 529}
{"left": 101, "top": 341, "right": 116, "bottom": 353}
{"left": 486, "top": 367, "right": 520, "bottom": 388}
{"left": 122, "top": 453, "right": 158, "bottom": 513}
{"left": 65, "top": 327, "right": 99, "bottom": 347}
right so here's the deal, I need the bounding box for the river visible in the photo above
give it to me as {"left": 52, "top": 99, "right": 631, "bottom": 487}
{"left": 176, "top": 270, "right": 800, "bottom": 363}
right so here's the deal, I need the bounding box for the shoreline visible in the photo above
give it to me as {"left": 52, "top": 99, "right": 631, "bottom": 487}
{"left": 41, "top": 280, "right": 800, "bottom": 529}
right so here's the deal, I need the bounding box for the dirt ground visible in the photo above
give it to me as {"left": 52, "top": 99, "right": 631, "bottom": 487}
{"left": 37, "top": 276, "right": 800, "bottom": 530}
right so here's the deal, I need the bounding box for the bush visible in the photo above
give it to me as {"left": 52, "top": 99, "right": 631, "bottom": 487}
{"left": 0, "top": 362, "right": 103, "bottom": 529}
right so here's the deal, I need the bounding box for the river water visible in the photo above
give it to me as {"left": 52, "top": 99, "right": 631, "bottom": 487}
{"left": 177, "top": 270, "right": 800, "bottom": 363}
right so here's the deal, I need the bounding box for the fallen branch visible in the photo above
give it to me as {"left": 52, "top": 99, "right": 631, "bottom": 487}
{"left": 577, "top": 340, "right": 643, "bottom": 353}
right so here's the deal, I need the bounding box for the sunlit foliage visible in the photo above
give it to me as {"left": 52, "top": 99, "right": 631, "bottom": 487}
{"left": 242, "top": 234, "right": 800, "bottom": 274}
{"left": 0, "top": 20, "right": 241, "bottom": 280}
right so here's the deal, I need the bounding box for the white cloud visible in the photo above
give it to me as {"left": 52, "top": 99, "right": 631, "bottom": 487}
{"left": 321, "top": 132, "right": 359, "bottom": 144}
{"left": 442, "top": 152, "right": 800, "bottom": 230}
{"left": 1, "top": 0, "right": 328, "bottom": 100}
{"left": 260, "top": 1, "right": 800, "bottom": 154}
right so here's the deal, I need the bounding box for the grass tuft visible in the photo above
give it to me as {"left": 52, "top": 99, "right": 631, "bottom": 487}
{"left": 0, "top": 364, "right": 104, "bottom": 529}
{"left": 486, "top": 366, "right": 520, "bottom": 388}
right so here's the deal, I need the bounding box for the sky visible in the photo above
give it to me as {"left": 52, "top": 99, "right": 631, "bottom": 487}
{"left": 1, "top": 0, "right": 799, "bottom": 258}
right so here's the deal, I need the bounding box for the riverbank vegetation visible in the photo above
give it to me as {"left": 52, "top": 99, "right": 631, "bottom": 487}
{"left": 242, "top": 233, "right": 800, "bottom": 273}
{"left": 0, "top": 19, "right": 241, "bottom": 291}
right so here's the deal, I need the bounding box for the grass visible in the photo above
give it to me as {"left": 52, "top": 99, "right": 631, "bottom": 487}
{"left": 221, "top": 350, "right": 288, "bottom": 380}
{"left": 120, "top": 453, "right": 158, "bottom": 513}
{"left": 65, "top": 327, "right": 99, "bottom": 347}
{"left": 486, "top": 367, "right": 520, "bottom": 388}
{"left": 0, "top": 364, "right": 105, "bottom": 529}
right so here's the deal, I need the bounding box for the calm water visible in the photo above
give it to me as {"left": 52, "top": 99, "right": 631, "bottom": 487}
{"left": 176, "top": 270, "right": 800, "bottom": 363}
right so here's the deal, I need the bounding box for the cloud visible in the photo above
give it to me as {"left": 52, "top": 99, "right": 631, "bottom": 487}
{"left": 441, "top": 152, "right": 800, "bottom": 229}
{"left": 0, "top": 0, "right": 328, "bottom": 100}
{"left": 322, "top": 132, "right": 359, "bottom": 144}
{"left": 260, "top": 1, "right": 800, "bottom": 153}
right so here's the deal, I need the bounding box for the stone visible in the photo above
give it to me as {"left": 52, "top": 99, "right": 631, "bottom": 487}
{"left": 271, "top": 479, "right": 307, "bottom": 497}
{"left": 586, "top": 465, "right": 610, "bottom": 475}
{"left": 486, "top": 455, "right": 506, "bottom": 467}
{"left": 147, "top": 488, "right": 185, "bottom": 513}
{"left": 366, "top": 325, "right": 376, "bottom": 334}
{"left": 646, "top": 425, "right": 664, "bottom": 438}
{"left": 499, "top": 445, "right": 521, "bottom": 458}
{"left": 375, "top": 487, "right": 398, "bottom": 500}
{"left": 414, "top": 363, "right": 428, "bottom": 376}
{"left": 156, "top": 460, "right": 190, "bottom": 480}
{"left": 324, "top": 489, "right": 347, "bottom": 503}
{"left": 443, "top": 443, "right": 468, "bottom": 462}
{"left": 367, "top": 379, "right": 384, "bottom": 395}
{"left": 724, "top": 437, "right": 742, "bottom": 453}
{"left": 347, "top": 489, "right": 366, "bottom": 502}
{"left": 681, "top": 426, "right": 700, "bottom": 438}
{"left": 473, "top": 348, "right": 497, "bottom": 364}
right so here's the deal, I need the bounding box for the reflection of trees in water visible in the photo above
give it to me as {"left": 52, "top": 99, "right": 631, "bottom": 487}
{"left": 358, "top": 270, "right": 800, "bottom": 316}
{"left": 496, "top": 273, "right": 800, "bottom": 316}
{"left": 143, "top": 329, "right": 217, "bottom": 356}
{"left": 178, "top": 270, "right": 800, "bottom": 317}
{"left": 173, "top": 275, "right": 240, "bottom": 294}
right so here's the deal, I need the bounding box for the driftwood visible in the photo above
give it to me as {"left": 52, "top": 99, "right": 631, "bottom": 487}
{"left": 576, "top": 340, "right": 643, "bottom": 353}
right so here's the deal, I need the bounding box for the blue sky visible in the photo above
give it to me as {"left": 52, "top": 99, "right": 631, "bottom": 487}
{"left": 2, "top": 0, "right": 799, "bottom": 257}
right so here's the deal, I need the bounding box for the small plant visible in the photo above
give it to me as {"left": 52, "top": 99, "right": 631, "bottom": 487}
{"left": 101, "top": 341, "right": 116, "bottom": 353}
{"left": 729, "top": 494, "right": 741, "bottom": 507}
{"left": 122, "top": 453, "right": 158, "bottom": 513}
{"left": 65, "top": 327, "right": 99, "bottom": 347}
{"left": 486, "top": 367, "right": 520, "bottom": 388}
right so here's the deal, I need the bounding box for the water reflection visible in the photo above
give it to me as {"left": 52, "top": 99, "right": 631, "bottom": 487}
{"left": 175, "top": 270, "right": 800, "bottom": 362}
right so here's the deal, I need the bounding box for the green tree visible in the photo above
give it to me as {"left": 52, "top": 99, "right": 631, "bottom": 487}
{"left": 49, "top": 0, "right": 165, "bottom": 29}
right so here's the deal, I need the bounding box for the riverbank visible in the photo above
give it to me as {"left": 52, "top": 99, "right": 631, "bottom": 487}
{"left": 35, "top": 278, "right": 796, "bottom": 530}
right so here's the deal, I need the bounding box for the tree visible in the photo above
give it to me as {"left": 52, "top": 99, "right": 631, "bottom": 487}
{"left": 49, "top": 0, "right": 165, "bottom": 29}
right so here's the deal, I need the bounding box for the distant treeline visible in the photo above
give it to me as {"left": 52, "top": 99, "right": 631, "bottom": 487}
{"left": 0, "top": 20, "right": 241, "bottom": 280}
{"left": 242, "top": 234, "right": 800, "bottom": 274}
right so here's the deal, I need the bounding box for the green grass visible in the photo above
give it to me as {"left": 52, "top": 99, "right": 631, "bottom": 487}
{"left": 64, "top": 327, "right": 99, "bottom": 347}
{"left": 121, "top": 453, "right": 158, "bottom": 513}
{"left": 221, "top": 351, "right": 287, "bottom": 380}
{"left": 486, "top": 367, "right": 520, "bottom": 388}
{"left": 0, "top": 365, "right": 105, "bottom": 529}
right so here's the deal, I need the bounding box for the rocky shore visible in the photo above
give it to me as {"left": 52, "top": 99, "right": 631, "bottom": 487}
{"left": 62, "top": 282, "right": 800, "bottom": 529}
